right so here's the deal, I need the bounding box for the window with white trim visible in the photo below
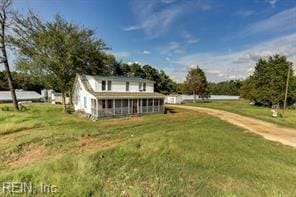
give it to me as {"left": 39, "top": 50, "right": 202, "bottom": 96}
{"left": 107, "top": 81, "right": 112, "bottom": 91}
{"left": 102, "top": 81, "right": 106, "bottom": 91}
{"left": 126, "top": 81, "right": 129, "bottom": 91}
{"left": 84, "top": 96, "right": 87, "bottom": 108}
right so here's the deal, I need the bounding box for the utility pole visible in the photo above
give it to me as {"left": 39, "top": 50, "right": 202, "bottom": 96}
{"left": 283, "top": 63, "right": 291, "bottom": 116}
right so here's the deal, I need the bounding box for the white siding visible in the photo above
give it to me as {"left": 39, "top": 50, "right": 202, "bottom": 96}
{"left": 146, "top": 83, "right": 154, "bottom": 92}
{"left": 73, "top": 77, "right": 96, "bottom": 114}
{"left": 111, "top": 80, "right": 126, "bottom": 92}
{"left": 85, "top": 75, "right": 154, "bottom": 93}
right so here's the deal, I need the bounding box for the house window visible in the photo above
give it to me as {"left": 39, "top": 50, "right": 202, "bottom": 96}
{"left": 102, "top": 81, "right": 106, "bottom": 91}
{"left": 107, "top": 99, "right": 112, "bottom": 108}
{"left": 102, "top": 100, "right": 106, "bottom": 109}
{"left": 142, "top": 99, "right": 147, "bottom": 106}
{"left": 126, "top": 82, "right": 129, "bottom": 91}
{"left": 139, "top": 82, "right": 142, "bottom": 91}
{"left": 107, "top": 81, "right": 112, "bottom": 91}
{"left": 84, "top": 96, "right": 87, "bottom": 108}
{"left": 143, "top": 83, "right": 146, "bottom": 92}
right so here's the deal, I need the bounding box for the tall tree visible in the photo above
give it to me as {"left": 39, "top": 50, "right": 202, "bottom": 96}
{"left": 0, "top": 0, "right": 19, "bottom": 110}
{"left": 240, "top": 55, "right": 296, "bottom": 107}
{"left": 184, "top": 66, "right": 208, "bottom": 102}
{"left": 11, "top": 13, "right": 109, "bottom": 111}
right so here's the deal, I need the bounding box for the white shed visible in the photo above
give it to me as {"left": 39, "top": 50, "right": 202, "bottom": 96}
{"left": 165, "top": 95, "right": 183, "bottom": 104}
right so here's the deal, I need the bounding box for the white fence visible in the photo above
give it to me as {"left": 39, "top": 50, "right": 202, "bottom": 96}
{"left": 165, "top": 95, "right": 239, "bottom": 104}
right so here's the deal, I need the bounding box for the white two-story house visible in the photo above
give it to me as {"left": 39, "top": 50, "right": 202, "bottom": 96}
{"left": 72, "top": 74, "right": 165, "bottom": 118}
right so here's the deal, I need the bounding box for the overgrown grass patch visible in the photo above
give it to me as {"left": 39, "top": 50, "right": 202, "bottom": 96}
{"left": 0, "top": 104, "right": 295, "bottom": 196}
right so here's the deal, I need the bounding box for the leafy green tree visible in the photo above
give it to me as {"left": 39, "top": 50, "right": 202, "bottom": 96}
{"left": 121, "top": 63, "right": 132, "bottom": 76}
{"left": 158, "top": 70, "right": 177, "bottom": 94}
{"left": 11, "top": 14, "right": 110, "bottom": 110}
{"left": 208, "top": 80, "right": 242, "bottom": 95}
{"left": 184, "top": 66, "right": 208, "bottom": 102}
{"left": 240, "top": 76, "right": 257, "bottom": 101}
{"left": 240, "top": 55, "right": 296, "bottom": 107}
{"left": 107, "top": 56, "right": 124, "bottom": 76}
{"left": 142, "top": 64, "right": 163, "bottom": 92}
{"left": 0, "top": 71, "right": 45, "bottom": 91}
{"left": 130, "top": 63, "right": 146, "bottom": 78}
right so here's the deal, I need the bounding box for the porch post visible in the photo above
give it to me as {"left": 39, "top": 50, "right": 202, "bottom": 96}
{"left": 96, "top": 99, "right": 98, "bottom": 117}
{"left": 121, "top": 99, "right": 123, "bottom": 115}
{"left": 113, "top": 99, "right": 115, "bottom": 115}
{"left": 158, "top": 98, "right": 160, "bottom": 112}
{"left": 140, "top": 99, "right": 142, "bottom": 114}
{"left": 137, "top": 99, "right": 139, "bottom": 114}
{"left": 152, "top": 98, "right": 154, "bottom": 113}
{"left": 128, "top": 99, "right": 130, "bottom": 114}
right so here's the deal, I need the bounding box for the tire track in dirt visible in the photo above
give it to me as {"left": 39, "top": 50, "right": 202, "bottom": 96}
{"left": 168, "top": 105, "right": 296, "bottom": 148}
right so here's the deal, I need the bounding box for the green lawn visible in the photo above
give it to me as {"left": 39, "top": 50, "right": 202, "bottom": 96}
{"left": 0, "top": 104, "right": 295, "bottom": 196}
{"left": 184, "top": 100, "right": 296, "bottom": 128}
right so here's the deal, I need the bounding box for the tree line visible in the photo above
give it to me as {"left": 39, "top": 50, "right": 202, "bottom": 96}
{"left": 1, "top": 0, "right": 295, "bottom": 111}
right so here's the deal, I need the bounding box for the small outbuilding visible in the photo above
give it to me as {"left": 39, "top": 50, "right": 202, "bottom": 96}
{"left": 165, "top": 94, "right": 183, "bottom": 104}
{"left": 0, "top": 90, "right": 43, "bottom": 103}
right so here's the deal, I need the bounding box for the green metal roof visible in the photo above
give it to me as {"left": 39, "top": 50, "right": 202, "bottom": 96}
{"left": 88, "top": 75, "right": 155, "bottom": 83}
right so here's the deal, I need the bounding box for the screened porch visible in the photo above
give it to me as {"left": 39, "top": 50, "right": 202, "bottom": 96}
{"left": 90, "top": 98, "right": 164, "bottom": 117}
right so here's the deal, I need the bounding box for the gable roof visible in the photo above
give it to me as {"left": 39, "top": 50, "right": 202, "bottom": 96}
{"left": 76, "top": 74, "right": 164, "bottom": 99}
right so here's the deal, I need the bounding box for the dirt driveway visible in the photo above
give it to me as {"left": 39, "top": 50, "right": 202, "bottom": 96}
{"left": 167, "top": 105, "right": 296, "bottom": 148}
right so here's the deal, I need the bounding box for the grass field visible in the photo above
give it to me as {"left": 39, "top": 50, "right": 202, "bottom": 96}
{"left": 0, "top": 104, "right": 296, "bottom": 196}
{"left": 184, "top": 100, "right": 296, "bottom": 128}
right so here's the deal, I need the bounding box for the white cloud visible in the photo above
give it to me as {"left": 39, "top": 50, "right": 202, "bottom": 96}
{"left": 110, "top": 51, "right": 130, "bottom": 58}
{"left": 169, "top": 34, "right": 296, "bottom": 82}
{"left": 186, "top": 39, "right": 199, "bottom": 44}
{"left": 266, "top": 0, "right": 277, "bottom": 7}
{"left": 160, "top": 41, "right": 186, "bottom": 55}
{"left": 206, "top": 70, "right": 225, "bottom": 77}
{"left": 161, "top": 0, "right": 176, "bottom": 4}
{"left": 143, "top": 50, "right": 151, "bottom": 55}
{"left": 183, "top": 31, "right": 199, "bottom": 44}
{"left": 247, "top": 67, "right": 255, "bottom": 74}
{"left": 123, "top": 25, "right": 142, "bottom": 31}
{"left": 243, "top": 7, "right": 296, "bottom": 35}
{"left": 127, "top": 61, "right": 145, "bottom": 65}
{"left": 124, "top": 0, "right": 211, "bottom": 38}
{"left": 234, "top": 10, "right": 255, "bottom": 17}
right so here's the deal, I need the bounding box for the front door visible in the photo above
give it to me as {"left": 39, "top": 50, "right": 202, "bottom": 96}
{"left": 132, "top": 99, "right": 138, "bottom": 114}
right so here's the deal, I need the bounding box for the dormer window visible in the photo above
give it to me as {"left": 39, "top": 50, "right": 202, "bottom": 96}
{"left": 107, "top": 81, "right": 112, "bottom": 91}
{"left": 139, "top": 82, "right": 142, "bottom": 91}
{"left": 126, "top": 82, "right": 129, "bottom": 91}
{"left": 139, "top": 82, "right": 146, "bottom": 92}
{"left": 102, "top": 80, "right": 111, "bottom": 91}
{"left": 102, "top": 81, "right": 106, "bottom": 91}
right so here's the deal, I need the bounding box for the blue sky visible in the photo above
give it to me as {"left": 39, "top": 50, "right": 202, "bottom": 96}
{"left": 9, "top": 0, "right": 296, "bottom": 82}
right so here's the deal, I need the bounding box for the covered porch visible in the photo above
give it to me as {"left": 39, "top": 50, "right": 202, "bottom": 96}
{"left": 90, "top": 98, "right": 164, "bottom": 117}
